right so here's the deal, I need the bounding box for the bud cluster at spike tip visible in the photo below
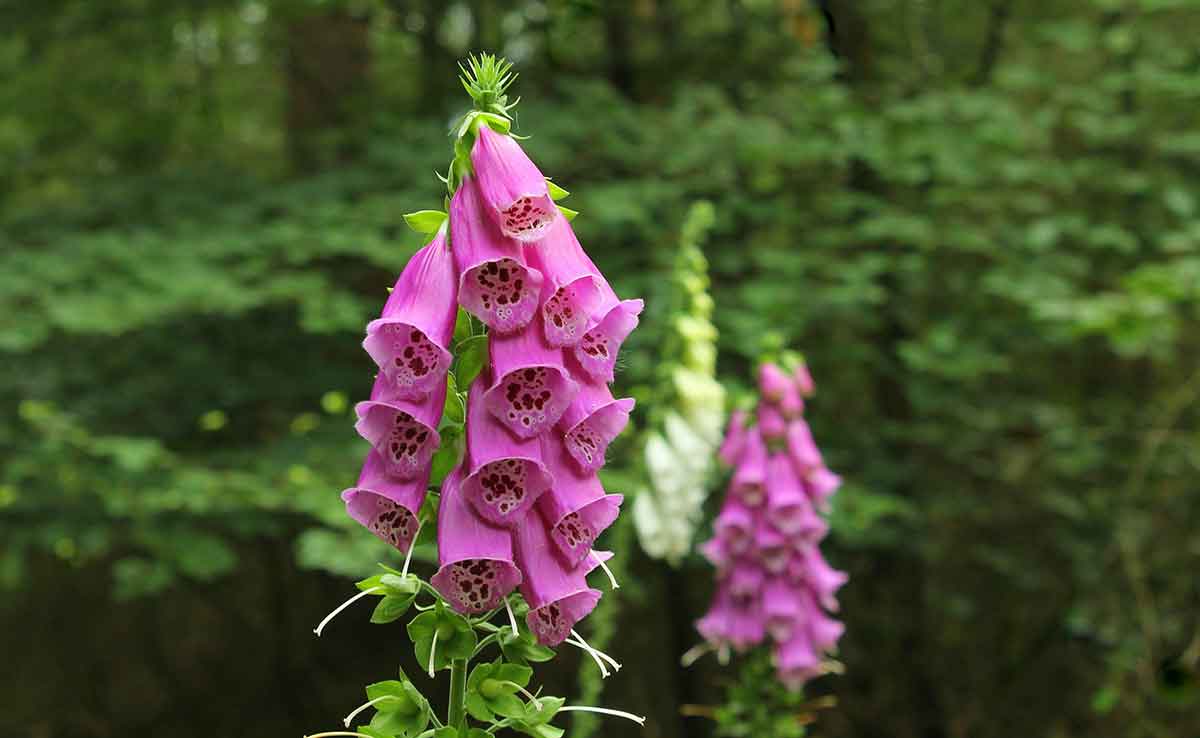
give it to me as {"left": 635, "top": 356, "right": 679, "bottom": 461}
{"left": 342, "top": 121, "right": 642, "bottom": 647}
{"left": 697, "top": 360, "right": 848, "bottom": 690}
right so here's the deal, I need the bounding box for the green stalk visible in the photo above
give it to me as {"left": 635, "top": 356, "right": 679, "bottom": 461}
{"left": 448, "top": 657, "right": 468, "bottom": 730}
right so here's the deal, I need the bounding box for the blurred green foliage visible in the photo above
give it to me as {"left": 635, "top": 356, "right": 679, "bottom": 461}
{"left": 2, "top": 1, "right": 1199, "bottom": 737}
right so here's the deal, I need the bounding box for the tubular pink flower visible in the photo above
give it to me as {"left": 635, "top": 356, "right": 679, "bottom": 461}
{"left": 730, "top": 429, "right": 767, "bottom": 507}
{"left": 558, "top": 380, "right": 635, "bottom": 473}
{"left": 341, "top": 449, "right": 428, "bottom": 553}
{"left": 431, "top": 466, "right": 523, "bottom": 614}
{"left": 354, "top": 375, "right": 445, "bottom": 480}
{"left": 763, "top": 577, "right": 803, "bottom": 642}
{"left": 698, "top": 584, "right": 764, "bottom": 651}
{"left": 776, "top": 631, "right": 822, "bottom": 689}
{"left": 755, "top": 521, "right": 791, "bottom": 575}
{"left": 803, "top": 589, "right": 845, "bottom": 653}
{"left": 789, "top": 546, "right": 848, "bottom": 612}
{"left": 461, "top": 377, "right": 553, "bottom": 525}
{"left": 362, "top": 232, "right": 457, "bottom": 400}
{"left": 729, "top": 559, "right": 765, "bottom": 599}
{"left": 450, "top": 176, "right": 544, "bottom": 333}
{"left": 780, "top": 383, "right": 805, "bottom": 420}
{"left": 484, "top": 326, "right": 579, "bottom": 438}
{"left": 758, "top": 363, "right": 793, "bottom": 404}
{"left": 713, "top": 494, "right": 755, "bottom": 555}
{"left": 758, "top": 402, "right": 787, "bottom": 442}
{"left": 766, "top": 453, "right": 826, "bottom": 539}
{"left": 573, "top": 299, "right": 644, "bottom": 384}
{"left": 699, "top": 537, "right": 732, "bottom": 573}
{"left": 793, "top": 362, "right": 816, "bottom": 397}
{"left": 785, "top": 419, "right": 824, "bottom": 475}
{"left": 717, "top": 409, "right": 748, "bottom": 466}
{"left": 470, "top": 124, "right": 558, "bottom": 242}
{"left": 512, "top": 512, "right": 603, "bottom": 645}
{"left": 524, "top": 219, "right": 606, "bottom": 347}
{"left": 537, "top": 434, "right": 624, "bottom": 567}
{"left": 805, "top": 466, "right": 842, "bottom": 510}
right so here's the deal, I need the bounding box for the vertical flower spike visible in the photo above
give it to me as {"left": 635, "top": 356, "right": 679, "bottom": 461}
{"left": 758, "top": 363, "right": 793, "bottom": 404}
{"left": 431, "top": 467, "right": 523, "bottom": 615}
{"left": 513, "top": 514, "right": 603, "bottom": 646}
{"left": 525, "top": 219, "right": 605, "bottom": 347}
{"left": 758, "top": 402, "right": 787, "bottom": 442}
{"left": 470, "top": 123, "right": 558, "bottom": 242}
{"left": 763, "top": 577, "right": 804, "bottom": 641}
{"left": 717, "top": 409, "right": 748, "bottom": 466}
{"left": 450, "top": 176, "right": 544, "bottom": 333}
{"left": 730, "top": 429, "right": 768, "bottom": 507}
{"left": 354, "top": 375, "right": 445, "bottom": 480}
{"left": 786, "top": 419, "right": 824, "bottom": 475}
{"left": 362, "top": 231, "right": 457, "bottom": 400}
{"left": 461, "top": 377, "right": 553, "bottom": 525}
{"left": 573, "top": 298, "right": 644, "bottom": 384}
{"left": 484, "top": 326, "right": 579, "bottom": 438}
{"left": 558, "top": 380, "right": 635, "bottom": 473}
{"left": 341, "top": 449, "right": 429, "bottom": 553}
{"left": 766, "top": 454, "right": 826, "bottom": 539}
{"left": 537, "top": 434, "right": 624, "bottom": 567}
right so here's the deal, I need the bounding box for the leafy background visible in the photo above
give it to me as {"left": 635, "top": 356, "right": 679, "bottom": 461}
{"left": 2, "top": 1, "right": 1198, "bottom": 737}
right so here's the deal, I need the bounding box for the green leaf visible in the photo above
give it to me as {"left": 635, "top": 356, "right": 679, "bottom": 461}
{"left": 356, "top": 574, "right": 387, "bottom": 593}
{"left": 403, "top": 210, "right": 447, "bottom": 235}
{"left": 365, "top": 680, "right": 407, "bottom": 701}
{"left": 409, "top": 605, "right": 477, "bottom": 673}
{"left": 453, "top": 308, "right": 473, "bottom": 345}
{"left": 512, "top": 722, "right": 565, "bottom": 738}
{"left": 546, "top": 180, "right": 570, "bottom": 201}
{"left": 379, "top": 573, "right": 421, "bottom": 594}
{"left": 499, "top": 628, "right": 555, "bottom": 665}
{"left": 370, "top": 594, "right": 415, "bottom": 624}
{"left": 465, "top": 691, "right": 494, "bottom": 722}
{"left": 441, "top": 374, "right": 465, "bottom": 426}
{"left": 492, "top": 692, "right": 528, "bottom": 719}
{"left": 428, "top": 425, "right": 463, "bottom": 488}
{"left": 556, "top": 205, "right": 578, "bottom": 222}
{"left": 355, "top": 726, "right": 395, "bottom": 738}
{"left": 494, "top": 663, "right": 533, "bottom": 687}
{"left": 454, "top": 335, "right": 489, "bottom": 389}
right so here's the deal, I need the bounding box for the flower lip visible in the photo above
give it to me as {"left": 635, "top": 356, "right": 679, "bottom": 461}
{"left": 470, "top": 124, "right": 558, "bottom": 242}
{"left": 526, "top": 588, "right": 602, "bottom": 646}
{"left": 572, "top": 298, "right": 644, "bottom": 384}
{"left": 363, "top": 319, "right": 453, "bottom": 401}
{"left": 485, "top": 327, "right": 579, "bottom": 439}
{"left": 340, "top": 450, "right": 427, "bottom": 553}
{"left": 558, "top": 381, "right": 635, "bottom": 473}
{"left": 354, "top": 400, "right": 442, "bottom": 481}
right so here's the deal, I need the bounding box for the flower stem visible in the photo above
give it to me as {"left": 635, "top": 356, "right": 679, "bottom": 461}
{"left": 447, "top": 658, "right": 468, "bottom": 730}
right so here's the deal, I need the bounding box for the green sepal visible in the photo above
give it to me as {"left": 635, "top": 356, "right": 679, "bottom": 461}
{"left": 408, "top": 603, "right": 477, "bottom": 673}
{"left": 370, "top": 593, "right": 416, "bottom": 624}
{"left": 546, "top": 180, "right": 570, "bottom": 201}
{"left": 466, "top": 730, "right": 492, "bottom": 738}
{"left": 403, "top": 210, "right": 448, "bottom": 235}
{"left": 414, "top": 728, "right": 459, "bottom": 738}
{"left": 511, "top": 722, "right": 565, "bottom": 738}
{"left": 364, "top": 679, "right": 430, "bottom": 737}
{"left": 499, "top": 626, "right": 555, "bottom": 665}
{"left": 556, "top": 205, "right": 578, "bottom": 222}
{"left": 453, "top": 335, "right": 489, "bottom": 389}
{"left": 355, "top": 726, "right": 395, "bottom": 738}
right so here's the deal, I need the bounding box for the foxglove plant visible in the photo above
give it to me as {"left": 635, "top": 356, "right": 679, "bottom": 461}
{"left": 631, "top": 202, "right": 726, "bottom": 564}
{"left": 306, "top": 55, "right": 644, "bottom": 738}
{"left": 689, "top": 356, "right": 847, "bottom": 694}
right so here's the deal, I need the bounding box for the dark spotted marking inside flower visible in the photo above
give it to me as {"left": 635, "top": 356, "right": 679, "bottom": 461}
{"left": 531, "top": 602, "right": 569, "bottom": 644}
{"left": 385, "top": 411, "right": 431, "bottom": 475}
{"left": 501, "top": 196, "right": 553, "bottom": 238}
{"left": 469, "top": 257, "right": 536, "bottom": 326}
{"left": 553, "top": 511, "right": 595, "bottom": 552}
{"left": 380, "top": 324, "right": 445, "bottom": 391}
{"left": 543, "top": 284, "right": 588, "bottom": 344}
{"left": 444, "top": 559, "right": 504, "bottom": 613}
{"left": 367, "top": 498, "right": 416, "bottom": 551}
{"left": 739, "top": 482, "right": 765, "bottom": 507}
{"left": 501, "top": 367, "right": 554, "bottom": 431}
{"left": 476, "top": 459, "right": 529, "bottom": 517}
{"left": 565, "top": 422, "right": 603, "bottom": 467}
{"left": 578, "top": 329, "right": 612, "bottom": 362}
{"left": 760, "top": 544, "right": 790, "bottom": 574}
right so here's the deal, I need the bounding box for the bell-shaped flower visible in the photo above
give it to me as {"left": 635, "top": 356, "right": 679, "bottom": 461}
{"left": 573, "top": 298, "right": 644, "bottom": 384}
{"left": 362, "top": 231, "right": 457, "bottom": 400}
{"left": 558, "top": 379, "right": 635, "bottom": 473}
{"left": 354, "top": 374, "right": 445, "bottom": 480}
{"left": 730, "top": 429, "right": 767, "bottom": 507}
{"left": 758, "top": 402, "right": 787, "bottom": 442}
{"left": 470, "top": 124, "right": 557, "bottom": 242}
{"left": 790, "top": 546, "right": 848, "bottom": 612}
{"left": 755, "top": 521, "right": 791, "bottom": 574}
{"left": 645, "top": 432, "right": 689, "bottom": 495}
{"left": 776, "top": 631, "right": 822, "bottom": 689}
{"left": 524, "top": 218, "right": 605, "bottom": 347}
{"left": 717, "top": 410, "right": 748, "bottom": 466}
{"left": 757, "top": 362, "right": 793, "bottom": 404}
{"left": 450, "top": 176, "right": 544, "bottom": 333}
{"left": 537, "top": 434, "right": 623, "bottom": 567}
{"left": 802, "top": 589, "right": 845, "bottom": 653}
{"left": 512, "top": 511, "right": 603, "bottom": 645}
{"left": 793, "top": 361, "right": 816, "bottom": 397}
{"left": 728, "top": 559, "right": 765, "bottom": 599}
{"left": 780, "top": 383, "right": 805, "bottom": 420}
{"left": 806, "top": 466, "right": 842, "bottom": 511}
{"left": 341, "top": 449, "right": 428, "bottom": 553}
{"left": 484, "top": 325, "right": 578, "bottom": 438}
{"left": 762, "top": 577, "right": 803, "bottom": 642}
{"left": 713, "top": 494, "right": 755, "bottom": 555}
{"left": 786, "top": 419, "right": 824, "bottom": 474}
{"left": 460, "top": 377, "right": 553, "bottom": 525}
{"left": 431, "top": 466, "right": 523, "bottom": 615}
{"left": 766, "top": 453, "right": 826, "bottom": 540}
{"left": 698, "top": 536, "right": 732, "bottom": 573}
{"left": 663, "top": 411, "right": 712, "bottom": 477}
{"left": 697, "top": 584, "right": 764, "bottom": 652}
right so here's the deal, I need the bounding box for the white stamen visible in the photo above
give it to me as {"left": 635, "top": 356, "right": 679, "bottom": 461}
{"left": 314, "top": 587, "right": 381, "bottom": 637}
{"left": 401, "top": 522, "right": 423, "bottom": 578}
{"left": 566, "top": 634, "right": 609, "bottom": 678}
{"left": 504, "top": 596, "right": 519, "bottom": 638}
{"left": 343, "top": 696, "right": 390, "bottom": 728}
{"left": 590, "top": 551, "right": 620, "bottom": 590}
{"left": 570, "top": 629, "right": 621, "bottom": 672}
{"left": 509, "top": 683, "right": 542, "bottom": 711}
{"left": 427, "top": 628, "right": 440, "bottom": 678}
{"left": 680, "top": 642, "right": 714, "bottom": 667}
{"left": 718, "top": 644, "right": 731, "bottom": 665}
{"left": 305, "top": 732, "right": 376, "bottom": 738}
{"left": 558, "top": 706, "right": 646, "bottom": 726}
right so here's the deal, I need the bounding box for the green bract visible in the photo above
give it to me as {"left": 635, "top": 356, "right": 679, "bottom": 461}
{"left": 407, "top": 603, "right": 477, "bottom": 673}
{"left": 465, "top": 660, "right": 534, "bottom": 721}
{"left": 363, "top": 680, "right": 431, "bottom": 738}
